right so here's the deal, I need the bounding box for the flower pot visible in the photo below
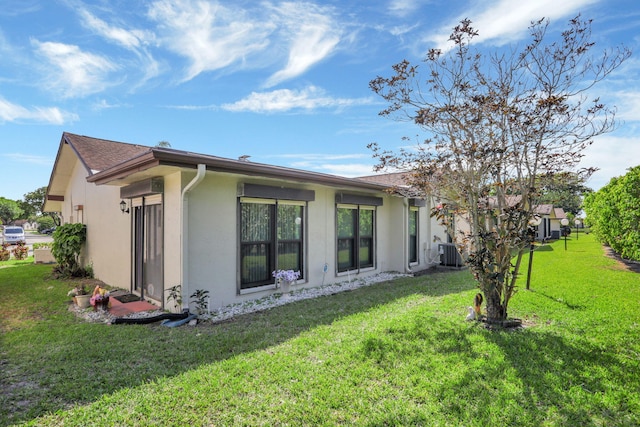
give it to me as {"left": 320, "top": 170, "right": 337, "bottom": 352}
{"left": 94, "top": 296, "right": 110, "bottom": 311}
{"left": 279, "top": 280, "right": 294, "bottom": 293}
{"left": 75, "top": 294, "right": 91, "bottom": 308}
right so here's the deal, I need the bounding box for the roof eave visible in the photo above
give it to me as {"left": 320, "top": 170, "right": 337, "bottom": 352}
{"left": 87, "top": 149, "right": 389, "bottom": 192}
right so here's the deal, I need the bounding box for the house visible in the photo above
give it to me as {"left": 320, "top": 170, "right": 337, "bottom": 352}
{"left": 550, "top": 207, "right": 568, "bottom": 239}
{"left": 44, "top": 133, "right": 448, "bottom": 312}
{"left": 533, "top": 204, "right": 553, "bottom": 241}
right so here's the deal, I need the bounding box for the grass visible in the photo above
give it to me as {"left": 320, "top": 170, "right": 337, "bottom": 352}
{"left": 1, "top": 234, "right": 639, "bottom": 426}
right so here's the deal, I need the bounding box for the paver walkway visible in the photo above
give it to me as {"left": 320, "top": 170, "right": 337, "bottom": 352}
{"left": 106, "top": 290, "right": 159, "bottom": 317}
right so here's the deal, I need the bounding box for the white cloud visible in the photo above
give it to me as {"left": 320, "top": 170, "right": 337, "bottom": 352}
{"left": 580, "top": 134, "right": 640, "bottom": 190}
{"left": 165, "top": 104, "right": 217, "bottom": 110}
{"left": 92, "top": 99, "right": 130, "bottom": 111}
{"left": 148, "top": 0, "right": 273, "bottom": 82}
{"left": 78, "top": 9, "right": 147, "bottom": 49}
{"left": 297, "top": 161, "right": 377, "bottom": 177}
{"left": 388, "top": 0, "right": 425, "bottom": 18}
{"left": 263, "top": 2, "right": 342, "bottom": 87}
{"left": 221, "top": 86, "right": 373, "bottom": 113}
{"left": 0, "top": 96, "right": 77, "bottom": 124}
{"left": 268, "top": 153, "right": 375, "bottom": 177}
{"left": 425, "top": 0, "right": 599, "bottom": 50}
{"left": 76, "top": 7, "right": 160, "bottom": 86}
{"left": 2, "top": 153, "right": 53, "bottom": 166}
{"left": 611, "top": 90, "right": 640, "bottom": 122}
{"left": 146, "top": 0, "right": 343, "bottom": 86}
{"left": 32, "top": 40, "right": 118, "bottom": 98}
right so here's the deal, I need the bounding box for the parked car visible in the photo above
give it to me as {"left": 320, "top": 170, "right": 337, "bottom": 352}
{"left": 41, "top": 227, "right": 57, "bottom": 235}
{"left": 3, "top": 226, "right": 25, "bottom": 244}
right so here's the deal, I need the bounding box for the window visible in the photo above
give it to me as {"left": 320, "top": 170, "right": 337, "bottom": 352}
{"left": 240, "top": 199, "right": 304, "bottom": 289}
{"left": 409, "top": 207, "right": 418, "bottom": 264}
{"left": 337, "top": 205, "right": 375, "bottom": 272}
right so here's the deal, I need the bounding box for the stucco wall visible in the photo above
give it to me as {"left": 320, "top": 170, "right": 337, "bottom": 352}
{"left": 162, "top": 171, "right": 183, "bottom": 304}
{"left": 61, "top": 161, "right": 132, "bottom": 289}
{"left": 60, "top": 164, "right": 445, "bottom": 312}
{"left": 178, "top": 172, "right": 440, "bottom": 309}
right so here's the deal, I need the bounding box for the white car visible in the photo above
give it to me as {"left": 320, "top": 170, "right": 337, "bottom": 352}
{"left": 3, "top": 226, "right": 25, "bottom": 244}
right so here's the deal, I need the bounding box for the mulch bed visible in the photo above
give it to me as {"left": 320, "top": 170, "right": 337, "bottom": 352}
{"left": 603, "top": 245, "right": 640, "bottom": 273}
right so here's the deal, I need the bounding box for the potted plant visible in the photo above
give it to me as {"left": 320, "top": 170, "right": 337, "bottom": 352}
{"left": 68, "top": 284, "right": 91, "bottom": 308}
{"left": 272, "top": 269, "right": 301, "bottom": 293}
{"left": 90, "top": 285, "right": 110, "bottom": 311}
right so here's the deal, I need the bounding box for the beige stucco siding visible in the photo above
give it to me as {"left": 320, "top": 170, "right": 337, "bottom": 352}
{"left": 181, "top": 173, "right": 239, "bottom": 308}
{"left": 54, "top": 161, "right": 445, "bottom": 312}
{"left": 162, "top": 171, "right": 183, "bottom": 301}
{"left": 176, "top": 172, "right": 441, "bottom": 309}
{"left": 59, "top": 159, "right": 132, "bottom": 289}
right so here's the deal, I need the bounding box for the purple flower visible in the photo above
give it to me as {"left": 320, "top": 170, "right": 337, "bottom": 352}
{"left": 272, "top": 269, "right": 301, "bottom": 282}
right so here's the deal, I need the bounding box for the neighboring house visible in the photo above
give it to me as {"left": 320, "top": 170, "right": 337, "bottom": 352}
{"left": 44, "top": 133, "right": 448, "bottom": 312}
{"left": 533, "top": 204, "right": 567, "bottom": 241}
{"left": 14, "top": 220, "right": 36, "bottom": 230}
{"left": 551, "top": 207, "right": 568, "bottom": 239}
{"left": 533, "top": 204, "right": 553, "bottom": 241}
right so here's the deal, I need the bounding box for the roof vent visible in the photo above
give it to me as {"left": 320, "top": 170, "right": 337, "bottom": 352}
{"left": 238, "top": 155, "right": 251, "bottom": 162}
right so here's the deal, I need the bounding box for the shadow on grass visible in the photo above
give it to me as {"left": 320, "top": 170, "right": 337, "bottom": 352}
{"left": 527, "top": 289, "right": 587, "bottom": 310}
{"left": 359, "top": 318, "right": 636, "bottom": 426}
{"left": 1, "top": 268, "right": 476, "bottom": 426}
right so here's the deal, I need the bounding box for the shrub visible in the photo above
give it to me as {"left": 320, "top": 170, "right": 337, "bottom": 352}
{"left": 11, "top": 242, "right": 28, "bottom": 260}
{"left": 0, "top": 243, "right": 9, "bottom": 261}
{"left": 51, "top": 223, "right": 87, "bottom": 276}
{"left": 584, "top": 165, "right": 640, "bottom": 261}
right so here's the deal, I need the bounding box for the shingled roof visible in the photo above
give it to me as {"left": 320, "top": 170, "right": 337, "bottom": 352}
{"left": 357, "top": 172, "right": 427, "bottom": 198}
{"left": 63, "top": 132, "right": 151, "bottom": 173}
{"left": 45, "top": 132, "right": 393, "bottom": 212}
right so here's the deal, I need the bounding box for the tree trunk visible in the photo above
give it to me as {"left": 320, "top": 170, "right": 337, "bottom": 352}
{"left": 484, "top": 288, "right": 506, "bottom": 321}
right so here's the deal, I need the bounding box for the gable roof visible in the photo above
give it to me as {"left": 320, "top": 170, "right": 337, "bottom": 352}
{"left": 45, "top": 132, "right": 393, "bottom": 212}
{"left": 554, "top": 207, "right": 567, "bottom": 219}
{"left": 63, "top": 133, "right": 151, "bottom": 173}
{"left": 534, "top": 204, "right": 553, "bottom": 215}
{"left": 44, "top": 133, "right": 151, "bottom": 212}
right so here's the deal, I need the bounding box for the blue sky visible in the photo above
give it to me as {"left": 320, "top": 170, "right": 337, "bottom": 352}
{"left": 1, "top": 0, "right": 639, "bottom": 201}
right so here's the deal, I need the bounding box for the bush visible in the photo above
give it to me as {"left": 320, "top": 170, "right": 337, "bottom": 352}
{"left": 11, "top": 242, "right": 28, "bottom": 260}
{"left": 583, "top": 165, "right": 640, "bottom": 260}
{"left": 0, "top": 243, "right": 9, "bottom": 261}
{"left": 51, "top": 223, "right": 87, "bottom": 276}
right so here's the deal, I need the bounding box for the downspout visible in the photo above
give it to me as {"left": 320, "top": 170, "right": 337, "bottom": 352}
{"left": 403, "top": 198, "right": 410, "bottom": 273}
{"left": 426, "top": 197, "right": 433, "bottom": 266}
{"left": 180, "top": 164, "right": 207, "bottom": 312}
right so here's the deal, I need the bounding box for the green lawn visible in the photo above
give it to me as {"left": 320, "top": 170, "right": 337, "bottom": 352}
{"left": 1, "top": 234, "right": 638, "bottom": 426}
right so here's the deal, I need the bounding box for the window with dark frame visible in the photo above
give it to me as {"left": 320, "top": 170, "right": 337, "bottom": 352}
{"left": 240, "top": 200, "right": 304, "bottom": 290}
{"left": 337, "top": 205, "right": 375, "bottom": 272}
{"left": 409, "top": 207, "right": 418, "bottom": 264}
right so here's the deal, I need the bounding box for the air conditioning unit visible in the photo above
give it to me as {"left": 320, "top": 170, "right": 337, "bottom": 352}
{"left": 438, "top": 243, "right": 462, "bottom": 267}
